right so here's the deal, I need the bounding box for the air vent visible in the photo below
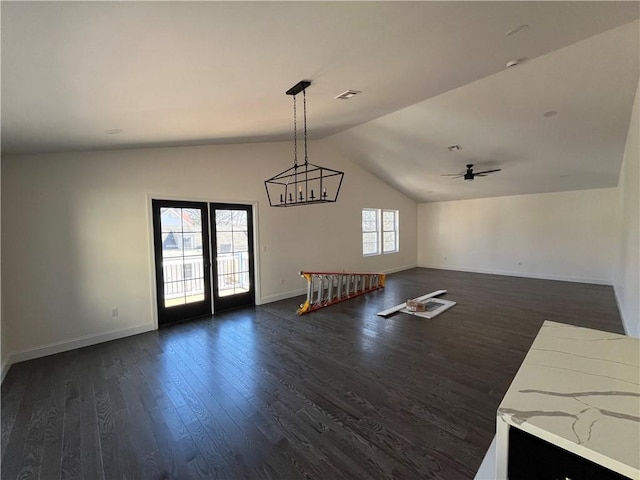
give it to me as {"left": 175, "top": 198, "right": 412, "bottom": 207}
{"left": 334, "top": 90, "right": 361, "bottom": 100}
{"left": 447, "top": 144, "right": 462, "bottom": 151}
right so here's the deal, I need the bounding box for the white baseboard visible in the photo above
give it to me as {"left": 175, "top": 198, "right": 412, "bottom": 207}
{"left": 382, "top": 264, "right": 418, "bottom": 275}
{"left": 8, "top": 323, "right": 156, "bottom": 366}
{"left": 613, "top": 285, "right": 639, "bottom": 338}
{"left": 614, "top": 286, "right": 630, "bottom": 336}
{"left": 1, "top": 357, "right": 11, "bottom": 384}
{"left": 418, "top": 263, "right": 611, "bottom": 286}
{"left": 260, "top": 288, "right": 307, "bottom": 305}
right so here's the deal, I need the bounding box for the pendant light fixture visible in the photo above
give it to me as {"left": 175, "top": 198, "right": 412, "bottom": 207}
{"left": 264, "top": 80, "right": 344, "bottom": 207}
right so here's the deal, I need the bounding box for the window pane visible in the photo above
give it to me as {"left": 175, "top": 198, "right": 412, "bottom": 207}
{"left": 362, "top": 232, "right": 378, "bottom": 255}
{"left": 362, "top": 210, "right": 376, "bottom": 222}
{"left": 363, "top": 221, "right": 377, "bottom": 232}
{"left": 363, "top": 232, "right": 377, "bottom": 244}
{"left": 384, "top": 231, "right": 397, "bottom": 252}
{"left": 383, "top": 211, "right": 395, "bottom": 231}
{"left": 363, "top": 243, "right": 378, "bottom": 255}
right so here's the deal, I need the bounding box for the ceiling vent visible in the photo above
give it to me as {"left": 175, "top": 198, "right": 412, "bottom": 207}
{"left": 334, "top": 90, "right": 361, "bottom": 100}
{"left": 447, "top": 144, "right": 462, "bottom": 151}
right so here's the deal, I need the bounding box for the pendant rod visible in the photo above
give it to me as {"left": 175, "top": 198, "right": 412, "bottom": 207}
{"left": 303, "top": 88, "right": 308, "bottom": 166}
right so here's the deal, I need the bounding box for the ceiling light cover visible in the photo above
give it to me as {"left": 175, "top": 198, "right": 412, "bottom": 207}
{"left": 265, "top": 81, "right": 344, "bottom": 207}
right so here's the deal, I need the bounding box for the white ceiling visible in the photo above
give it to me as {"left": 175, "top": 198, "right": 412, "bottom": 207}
{"left": 2, "top": 2, "right": 639, "bottom": 201}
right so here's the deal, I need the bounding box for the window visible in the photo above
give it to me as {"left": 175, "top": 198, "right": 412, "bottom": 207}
{"left": 383, "top": 209, "right": 399, "bottom": 253}
{"left": 362, "top": 208, "right": 399, "bottom": 256}
{"left": 362, "top": 208, "right": 380, "bottom": 255}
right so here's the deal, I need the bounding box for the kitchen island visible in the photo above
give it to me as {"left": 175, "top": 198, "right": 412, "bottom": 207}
{"left": 496, "top": 321, "right": 639, "bottom": 479}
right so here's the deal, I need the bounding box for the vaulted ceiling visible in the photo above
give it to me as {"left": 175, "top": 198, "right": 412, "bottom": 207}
{"left": 2, "top": 1, "right": 639, "bottom": 201}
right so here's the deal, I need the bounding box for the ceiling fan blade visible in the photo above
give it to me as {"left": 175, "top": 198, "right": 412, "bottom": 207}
{"left": 473, "top": 168, "right": 502, "bottom": 175}
{"left": 446, "top": 174, "right": 464, "bottom": 179}
{"left": 441, "top": 173, "right": 464, "bottom": 176}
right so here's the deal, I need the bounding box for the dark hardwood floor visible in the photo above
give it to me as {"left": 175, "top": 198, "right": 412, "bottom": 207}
{"left": 1, "top": 268, "right": 625, "bottom": 480}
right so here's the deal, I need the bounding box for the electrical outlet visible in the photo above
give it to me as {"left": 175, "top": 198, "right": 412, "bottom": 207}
{"left": 111, "top": 307, "right": 119, "bottom": 318}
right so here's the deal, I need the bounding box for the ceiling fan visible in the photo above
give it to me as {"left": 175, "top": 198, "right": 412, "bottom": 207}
{"left": 442, "top": 163, "right": 501, "bottom": 181}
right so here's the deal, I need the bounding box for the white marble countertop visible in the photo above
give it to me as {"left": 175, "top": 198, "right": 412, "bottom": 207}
{"left": 497, "top": 321, "right": 640, "bottom": 479}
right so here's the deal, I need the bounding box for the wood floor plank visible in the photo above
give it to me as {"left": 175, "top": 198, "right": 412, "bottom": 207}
{"left": 60, "top": 380, "right": 82, "bottom": 480}
{"left": 1, "top": 362, "right": 44, "bottom": 480}
{"left": 13, "top": 397, "right": 47, "bottom": 480}
{"left": 1, "top": 268, "right": 626, "bottom": 480}
{"left": 94, "top": 378, "right": 118, "bottom": 480}
{"left": 43, "top": 373, "right": 71, "bottom": 479}
{"left": 1, "top": 378, "right": 26, "bottom": 459}
{"left": 146, "top": 406, "right": 193, "bottom": 479}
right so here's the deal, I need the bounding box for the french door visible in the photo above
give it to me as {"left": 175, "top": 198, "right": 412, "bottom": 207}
{"left": 210, "top": 203, "right": 256, "bottom": 313}
{"left": 152, "top": 200, "right": 255, "bottom": 326}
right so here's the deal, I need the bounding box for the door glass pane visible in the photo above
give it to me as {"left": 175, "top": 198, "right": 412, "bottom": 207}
{"left": 232, "top": 232, "right": 248, "bottom": 252}
{"left": 183, "top": 208, "right": 202, "bottom": 232}
{"left": 160, "top": 208, "right": 181, "bottom": 232}
{"left": 162, "top": 232, "right": 182, "bottom": 257}
{"left": 239, "top": 271, "right": 250, "bottom": 291}
{"left": 215, "top": 210, "right": 233, "bottom": 231}
{"left": 238, "top": 252, "right": 249, "bottom": 272}
{"left": 232, "top": 210, "right": 247, "bottom": 227}
{"left": 161, "top": 207, "right": 206, "bottom": 308}
{"left": 215, "top": 208, "right": 251, "bottom": 297}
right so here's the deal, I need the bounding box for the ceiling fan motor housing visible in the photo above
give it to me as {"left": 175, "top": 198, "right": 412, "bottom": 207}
{"left": 464, "top": 173, "right": 474, "bottom": 180}
{"left": 464, "top": 165, "right": 474, "bottom": 180}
